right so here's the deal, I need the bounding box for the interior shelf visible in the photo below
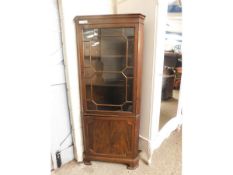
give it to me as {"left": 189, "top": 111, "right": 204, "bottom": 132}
{"left": 86, "top": 83, "right": 127, "bottom": 87}
{"left": 84, "top": 55, "right": 133, "bottom": 58}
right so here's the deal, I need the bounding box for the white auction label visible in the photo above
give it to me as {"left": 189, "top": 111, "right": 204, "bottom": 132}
{"left": 79, "top": 20, "right": 88, "bottom": 24}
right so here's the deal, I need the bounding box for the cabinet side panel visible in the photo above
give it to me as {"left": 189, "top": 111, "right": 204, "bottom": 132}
{"left": 136, "top": 23, "right": 144, "bottom": 115}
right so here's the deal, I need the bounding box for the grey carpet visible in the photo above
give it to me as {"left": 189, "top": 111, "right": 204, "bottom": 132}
{"left": 159, "top": 98, "right": 178, "bottom": 130}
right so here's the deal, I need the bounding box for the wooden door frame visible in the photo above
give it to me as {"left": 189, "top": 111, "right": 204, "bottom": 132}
{"left": 148, "top": 0, "right": 183, "bottom": 164}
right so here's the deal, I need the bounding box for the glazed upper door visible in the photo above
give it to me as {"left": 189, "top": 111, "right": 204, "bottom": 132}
{"left": 81, "top": 27, "right": 135, "bottom": 113}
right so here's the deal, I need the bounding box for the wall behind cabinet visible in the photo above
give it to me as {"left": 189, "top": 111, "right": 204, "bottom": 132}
{"left": 49, "top": 0, "right": 74, "bottom": 169}
{"left": 58, "top": 0, "right": 114, "bottom": 162}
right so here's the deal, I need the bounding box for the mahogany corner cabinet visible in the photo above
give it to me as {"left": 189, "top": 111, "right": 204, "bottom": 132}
{"left": 74, "top": 14, "right": 145, "bottom": 169}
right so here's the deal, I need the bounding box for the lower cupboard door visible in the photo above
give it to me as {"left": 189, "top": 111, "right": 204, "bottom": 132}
{"left": 83, "top": 116, "right": 137, "bottom": 158}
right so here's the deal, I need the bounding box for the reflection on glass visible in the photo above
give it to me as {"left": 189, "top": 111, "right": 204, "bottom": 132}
{"left": 159, "top": 2, "right": 182, "bottom": 130}
{"left": 82, "top": 28, "right": 135, "bottom": 112}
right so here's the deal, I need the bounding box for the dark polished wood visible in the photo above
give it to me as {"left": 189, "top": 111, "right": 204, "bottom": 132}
{"left": 75, "top": 14, "right": 145, "bottom": 169}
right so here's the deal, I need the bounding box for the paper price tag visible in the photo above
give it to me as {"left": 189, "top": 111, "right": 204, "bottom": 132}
{"left": 79, "top": 20, "right": 88, "bottom": 24}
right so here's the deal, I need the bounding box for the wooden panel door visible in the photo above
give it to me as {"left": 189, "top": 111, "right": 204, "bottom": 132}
{"left": 83, "top": 115, "right": 140, "bottom": 169}
{"left": 83, "top": 116, "right": 135, "bottom": 157}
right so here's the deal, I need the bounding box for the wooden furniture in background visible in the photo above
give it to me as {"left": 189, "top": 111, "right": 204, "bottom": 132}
{"left": 74, "top": 14, "right": 145, "bottom": 169}
{"left": 174, "top": 67, "right": 182, "bottom": 89}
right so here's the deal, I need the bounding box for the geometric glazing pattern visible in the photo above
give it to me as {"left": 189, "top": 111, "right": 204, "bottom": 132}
{"left": 83, "top": 28, "right": 135, "bottom": 111}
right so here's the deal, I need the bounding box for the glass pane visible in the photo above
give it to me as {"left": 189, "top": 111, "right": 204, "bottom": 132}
{"left": 127, "top": 78, "right": 133, "bottom": 101}
{"left": 85, "top": 79, "right": 91, "bottom": 100}
{"left": 101, "top": 28, "right": 122, "bottom": 36}
{"left": 83, "top": 29, "right": 99, "bottom": 41}
{"left": 92, "top": 73, "right": 126, "bottom": 105}
{"left": 99, "top": 55, "right": 125, "bottom": 71}
{"left": 123, "top": 28, "right": 134, "bottom": 37}
{"left": 83, "top": 42, "right": 90, "bottom": 66}
{"left": 84, "top": 67, "right": 94, "bottom": 78}
{"left": 101, "top": 36, "right": 126, "bottom": 56}
{"left": 122, "top": 102, "right": 133, "bottom": 111}
{"left": 83, "top": 28, "right": 135, "bottom": 112}
{"left": 90, "top": 40, "right": 100, "bottom": 58}
{"left": 128, "top": 37, "right": 134, "bottom": 66}
{"left": 87, "top": 100, "right": 96, "bottom": 110}
{"left": 123, "top": 67, "right": 134, "bottom": 78}
{"left": 97, "top": 106, "right": 121, "bottom": 111}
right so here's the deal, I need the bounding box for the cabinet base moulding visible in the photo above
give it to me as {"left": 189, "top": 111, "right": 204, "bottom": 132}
{"left": 83, "top": 155, "right": 139, "bottom": 169}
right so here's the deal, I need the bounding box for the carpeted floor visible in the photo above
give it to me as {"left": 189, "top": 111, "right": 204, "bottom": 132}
{"left": 51, "top": 129, "right": 182, "bottom": 175}
{"left": 159, "top": 90, "right": 179, "bottom": 130}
